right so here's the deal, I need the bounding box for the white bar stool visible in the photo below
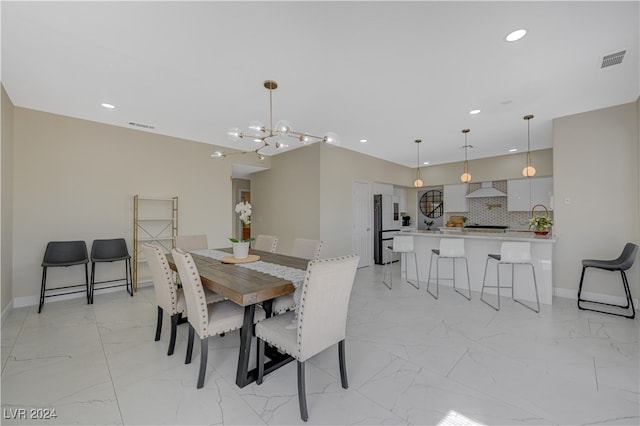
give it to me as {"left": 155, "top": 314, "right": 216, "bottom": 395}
{"left": 426, "top": 238, "right": 471, "bottom": 300}
{"left": 480, "top": 242, "right": 540, "bottom": 313}
{"left": 382, "top": 235, "right": 419, "bottom": 290}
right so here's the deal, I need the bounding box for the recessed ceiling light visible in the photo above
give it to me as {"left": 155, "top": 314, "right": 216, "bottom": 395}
{"left": 101, "top": 103, "right": 115, "bottom": 109}
{"left": 509, "top": 148, "right": 518, "bottom": 152}
{"left": 359, "top": 139, "right": 368, "bottom": 143}
{"left": 423, "top": 161, "right": 429, "bottom": 165}
{"left": 469, "top": 109, "right": 481, "bottom": 115}
{"left": 505, "top": 29, "right": 527, "bottom": 42}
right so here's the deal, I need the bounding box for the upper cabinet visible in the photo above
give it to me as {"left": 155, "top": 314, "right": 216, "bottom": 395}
{"left": 393, "top": 186, "right": 407, "bottom": 213}
{"left": 507, "top": 177, "right": 553, "bottom": 211}
{"left": 443, "top": 183, "right": 469, "bottom": 212}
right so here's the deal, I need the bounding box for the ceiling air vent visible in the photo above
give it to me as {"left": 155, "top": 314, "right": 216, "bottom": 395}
{"left": 601, "top": 50, "right": 625, "bottom": 68}
{"left": 128, "top": 121, "right": 156, "bottom": 130}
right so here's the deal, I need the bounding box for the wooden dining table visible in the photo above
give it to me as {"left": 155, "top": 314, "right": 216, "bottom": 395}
{"left": 167, "top": 247, "right": 309, "bottom": 388}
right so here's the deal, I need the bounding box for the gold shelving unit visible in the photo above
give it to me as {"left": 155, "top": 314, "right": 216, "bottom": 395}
{"left": 133, "top": 195, "right": 178, "bottom": 291}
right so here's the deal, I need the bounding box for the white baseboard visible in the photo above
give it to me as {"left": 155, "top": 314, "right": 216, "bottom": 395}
{"left": 1, "top": 299, "right": 14, "bottom": 323}
{"left": 554, "top": 287, "right": 638, "bottom": 309}
{"left": 12, "top": 279, "right": 153, "bottom": 309}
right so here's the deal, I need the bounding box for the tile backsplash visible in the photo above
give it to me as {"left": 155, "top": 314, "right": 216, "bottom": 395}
{"left": 446, "top": 180, "right": 553, "bottom": 229}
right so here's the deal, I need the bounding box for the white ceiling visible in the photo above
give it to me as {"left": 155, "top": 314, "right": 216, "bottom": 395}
{"left": 2, "top": 1, "right": 638, "bottom": 172}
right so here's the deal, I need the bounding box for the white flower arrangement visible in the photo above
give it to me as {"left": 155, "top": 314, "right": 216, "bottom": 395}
{"left": 529, "top": 215, "right": 553, "bottom": 231}
{"left": 235, "top": 201, "right": 252, "bottom": 226}
{"left": 230, "top": 201, "right": 254, "bottom": 243}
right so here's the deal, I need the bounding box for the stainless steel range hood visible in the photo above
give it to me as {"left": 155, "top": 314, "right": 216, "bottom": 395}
{"left": 465, "top": 181, "right": 507, "bottom": 198}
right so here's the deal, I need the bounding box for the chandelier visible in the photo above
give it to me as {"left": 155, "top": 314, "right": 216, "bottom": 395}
{"left": 212, "top": 80, "right": 339, "bottom": 160}
{"left": 522, "top": 114, "right": 536, "bottom": 177}
{"left": 460, "top": 128, "right": 472, "bottom": 183}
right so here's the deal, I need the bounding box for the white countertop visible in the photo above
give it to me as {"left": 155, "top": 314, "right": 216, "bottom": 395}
{"left": 401, "top": 229, "right": 556, "bottom": 243}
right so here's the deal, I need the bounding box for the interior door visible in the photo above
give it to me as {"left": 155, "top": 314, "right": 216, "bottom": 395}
{"left": 352, "top": 181, "right": 373, "bottom": 268}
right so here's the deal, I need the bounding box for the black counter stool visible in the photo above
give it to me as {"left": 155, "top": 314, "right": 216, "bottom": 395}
{"left": 39, "top": 241, "right": 89, "bottom": 313}
{"left": 426, "top": 238, "right": 471, "bottom": 300}
{"left": 577, "top": 242, "right": 638, "bottom": 319}
{"left": 90, "top": 238, "right": 133, "bottom": 303}
{"left": 481, "top": 241, "right": 540, "bottom": 313}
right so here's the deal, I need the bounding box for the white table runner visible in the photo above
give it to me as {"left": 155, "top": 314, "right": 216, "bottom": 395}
{"left": 191, "top": 248, "right": 306, "bottom": 299}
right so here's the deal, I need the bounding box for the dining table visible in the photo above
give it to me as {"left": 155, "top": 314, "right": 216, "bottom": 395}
{"left": 166, "top": 247, "right": 309, "bottom": 388}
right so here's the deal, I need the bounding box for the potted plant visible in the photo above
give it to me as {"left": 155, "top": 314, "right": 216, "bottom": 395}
{"left": 230, "top": 201, "right": 254, "bottom": 258}
{"left": 424, "top": 219, "right": 434, "bottom": 230}
{"left": 529, "top": 215, "right": 553, "bottom": 236}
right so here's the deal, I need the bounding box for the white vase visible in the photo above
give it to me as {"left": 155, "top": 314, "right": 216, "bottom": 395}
{"left": 232, "top": 241, "right": 250, "bottom": 259}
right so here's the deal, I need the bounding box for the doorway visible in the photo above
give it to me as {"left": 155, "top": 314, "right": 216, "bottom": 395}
{"left": 240, "top": 190, "right": 250, "bottom": 240}
{"left": 352, "top": 180, "right": 373, "bottom": 268}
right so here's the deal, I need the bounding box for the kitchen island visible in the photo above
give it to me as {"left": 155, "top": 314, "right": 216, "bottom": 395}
{"left": 398, "top": 230, "right": 556, "bottom": 305}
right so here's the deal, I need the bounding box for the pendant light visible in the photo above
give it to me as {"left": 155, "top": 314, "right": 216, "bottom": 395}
{"left": 460, "top": 129, "right": 472, "bottom": 183}
{"left": 522, "top": 114, "right": 536, "bottom": 177}
{"left": 413, "top": 139, "right": 423, "bottom": 188}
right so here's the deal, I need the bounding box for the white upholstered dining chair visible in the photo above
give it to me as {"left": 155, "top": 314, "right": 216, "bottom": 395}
{"left": 171, "top": 248, "right": 265, "bottom": 388}
{"left": 255, "top": 254, "right": 359, "bottom": 422}
{"left": 142, "top": 243, "right": 224, "bottom": 356}
{"left": 253, "top": 235, "right": 278, "bottom": 253}
{"left": 175, "top": 234, "right": 208, "bottom": 252}
{"left": 272, "top": 238, "right": 323, "bottom": 314}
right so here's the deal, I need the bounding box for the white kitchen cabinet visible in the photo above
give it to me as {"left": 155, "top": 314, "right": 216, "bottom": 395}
{"left": 394, "top": 186, "right": 407, "bottom": 213}
{"left": 443, "top": 183, "right": 469, "bottom": 212}
{"left": 507, "top": 177, "right": 553, "bottom": 211}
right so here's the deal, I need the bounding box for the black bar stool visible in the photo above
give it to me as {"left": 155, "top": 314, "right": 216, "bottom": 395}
{"left": 39, "top": 241, "right": 89, "bottom": 313}
{"left": 577, "top": 242, "right": 638, "bottom": 319}
{"left": 90, "top": 238, "right": 133, "bottom": 303}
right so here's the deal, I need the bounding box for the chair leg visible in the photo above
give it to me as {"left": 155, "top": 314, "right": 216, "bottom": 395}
{"left": 406, "top": 252, "right": 419, "bottom": 289}
{"left": 577, "top": 266, "right": 587, "bottom": 307}
{"left": 622, "top": 271, "right": 636, "bottom": 319}
{"left": 480, "top": 257, "right": 499, "bottom": 311}
{"left": 256, "top": 338, "right": 265, "bottom": 385}
{"left": 453, "top": 257, "right": 472, "bottom": 300}
{"left": 126, "top": 258, "right": 133, "bottom": 296}
{"left": 297, "top": 361, "right": 309, "bottom": 422}
{"left": 578, "top": 267, "right": 636, "bottom": 319}
{"left": 185, "top": 324, "right": 195, "bottom": 364}
{"left": 155, "top": 306, "right": 163, "bottom": 341}
{"left": 90, "top": 262, "right": 96, "bottom": 304}
{"left": 197, "top": 338, "right": 208, "bottom": 389}
{"left": 513, "top": 263, "right": 540, "bottom": 313}
{"left": 382, "top": 250, "right": 392, "bottom": 289}
{"left": 426, "top": 252, "right": 437, "bottom": 299}
{"left": 338, "top": 340, "right": 348, "bottom": 389}
{"left": 168, "top": 314, "right": 178, "bottom": 356}
{"left": 39, "top": 267, "right": 47, "bottom": 314}
{"left": 84, "top": 264, "right": 90, "bottom": 304}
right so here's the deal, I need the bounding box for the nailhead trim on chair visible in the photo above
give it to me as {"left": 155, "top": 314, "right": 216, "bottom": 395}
{"left": 296, "top": 254, "right": 355, "bottom": 358}
{"left": 258, "top": 255, "right": 358, "bottom": 362}
{"left": 182, "top": 253, "right": 210, "bottom": 336}
{"left": 145, "top": 244, "right": 181, "bottom": 315}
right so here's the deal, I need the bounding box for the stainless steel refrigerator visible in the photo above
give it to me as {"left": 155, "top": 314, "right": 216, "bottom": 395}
{"left": 374, "top": 194, "right": 400, "bottom": 264}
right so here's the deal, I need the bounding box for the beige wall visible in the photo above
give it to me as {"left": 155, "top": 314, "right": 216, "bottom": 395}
{"left": 250, "top": 144, "right": 321, "bottom": 256}
{"left": 252, "top": 143, "right": 553, "bottom": 260}
{"left": 1, "top": 85, "right": 15, "bottom": 312}
{"left": 421, "top": 149, "right": 553, "bottom": 186}
{"left": 553, "top": 101, "right": 639, "bottom": 300}
{"left": 319, "top": 143, "right": 413, "bottom": 257}
{"left": 4, "top": 99, "right": 638, "bottom": 307}
{"left": 11, "top": 107, "right": 249, "bottom": 304}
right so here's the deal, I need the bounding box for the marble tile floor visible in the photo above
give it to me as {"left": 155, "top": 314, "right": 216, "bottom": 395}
{"left": 1, "top": 265, "right": 638, "bottom": 425}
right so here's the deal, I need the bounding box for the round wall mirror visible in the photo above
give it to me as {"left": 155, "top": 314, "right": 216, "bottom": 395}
{"left": 420, "top": 190, "right": 443, "bottom": 218}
